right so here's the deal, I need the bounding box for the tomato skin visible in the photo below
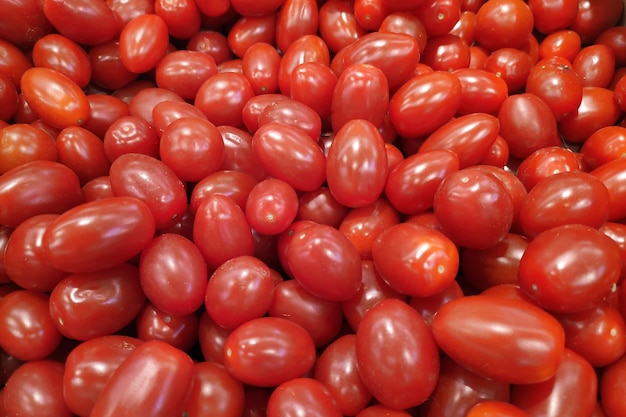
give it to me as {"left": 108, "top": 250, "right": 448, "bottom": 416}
{"left": 90, "top": 340, "right": 195, "bottom": 417}
{"left": 245, "top": 178, "right": 299, "bottom": 236}
{"left": 223, "top": 317, "right": 316, "bottom": 387}
{"left": 56, "top": 126, "right": 112, "bottom": 185}
{"left": 313, "top": 334, "right": 371, "bottom": 416}
{"left": 109, "top": 153, "right": 187, "bottom": 230}
{"left": 559, "top": 87, "right": 621, "bottom": 144}
{"left": 119, "top": 14, "right": 169, "bottom": 74}
{"left": 43, "top": 0, "right": 118, "bottom": 46}
{"left": 0, "top": 161, "right": 83, "bottom": 229}
{"left": 434, "top": 167, "right": 514, "bottom": 250}
{"left": 135, "top": 303, "right": 199, "bottom": 352}
{"left": 0, "top": 123, "right": 58, "bottom": 174}
{"left": 63, "top": 335, "right": 144, "bottom": 417}
{"left": 286, "top": 223, "right": 362, "bottom": 302}
{"left": 356, "top": 298, "right": 439, "bottom": 409}
{"left": 420, "top": 355, "right": 511, "bottom": 417}
{"left": 195, "top": 72, "right": 256, "bottom": 127}
{"left": 581, "top": 126, "right": 626, "bottom": 170}
{"left": 518, "top": 171, "right": 610, "bottom": 238}
{"left": 474, "top": 0, "right": 534, "bottom": 51}
{"left": 155, "top": 50, "right": 218, "bottom": 101}
{"left": 4, "top": 360, "right": 72, "bottom": 417}
{"left": 155, "top": 0, "right": 201, "bottom": 40}
{"left": 278, "top": 35, "right": 330, "bottom": 97}
{"left": 600, "top": 354, "right": 626, "bottom": 417}
{"left": 573, "top": 44, "right": 615, "bottom": 88}
{"left": 518, "top": 224, "right": 622, "bottom": 314}
{"left": 190, "top": 170, "right": 257, "bottom": 212}
{"left": 267, "top": 378, "right": 343, "bottom": 417}
{"left": 32, "top": 34, "right": 92, "bottom": 88}
{"left": 276, "top": 0, "right": 319, "bottom": 53}
{"left": 193, "top": 194, "right": 255, "bottom": 270}
{"left": 139, "top": 233, "right": 208, "bottom": 316}
{"left": 331, "top": 63, "right": 389, "bottom": 132}
{"left": 420, "top": 113, "right": 499, "bottom": 168}
{"left": 372, "top": 223, "right": 459, "bottom": 297}
{"left": 516, "top": 146, "right": 581, "bottom": 192}
{"left": 327, "top": 119, "right": 388, "bottom": 208}
{"left": 185, "top": 361, "right": 245, "bottom": 417}
{"left": 511, "top": 349, "right": 597, "bottom": 417}
{"left": 252, "top": 122, "right": 326, "bottom": 192}
{"left": 453, "top": 68, "right": 509, "bottom": 115}
{"left": 389, "top": 71, "right": 462, "bottom": 139}
{"left": 258, "top": 98, "right": 322, "bottom": 142}
{"left": 43, "top": 196, "right": 155, "bottom": 273}
{"left": 88, "top": 41, "right": 139, "bottom": 91}
{"left": 0, "top": 290, "right": 62, "bottom": 361}
{"left": 21, "top": 67, "right": 90, "bottom": 129}
{"left": 290, "top": 62, "right": 338, "bottom": 120}
{"left": 318, "top": 0, "right": 367, "bottom": 54}
{"left": 432, "top": 295, "right": 565, "bottom": 384}
{"left": 242, "top": 42, "right": 281, "bottom": 95}
{"left": 82, "top": 94, "right": 131, "bottom": 140}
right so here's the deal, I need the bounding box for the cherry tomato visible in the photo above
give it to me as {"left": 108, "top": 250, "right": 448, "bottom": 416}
{"left": 43, "top": 196, "right": 155, "bottom": 273}
{"left": 356, "top": 298, "right": 439, "bottom": 409}
{"left": 242, "top": 42, "right": 281, "bottom": 95}
{"left": 21, "top": 67, "right": 90, "bottom": 129}
{"left": 119, "top": 14, "right": 169, "bottom": 74}
{"left": 245, "top": 178, "right": 298, "bottom": 235}
{"left": 257, "top": 98, "right": 322, "bottom": 141}
{"left": 570, "top": 0, "right": 624, "bottom": 45}
{"left": 103, "top": 115, "right": 160, "bottom": 162}
{"left": 63, "top": 335, "right": 143, "bottom": 417}
{"left": 82, "top": 94, "right": 131, "bottom": 140}
{"left": 266, "top": 377, "right": 342, "bottom": 417}
{"left": 56, "top": 126, "right": 111, "bottom": 185}
{"left": 278, "top": 35, "right": 330, "bottom": 96}
{"left": 286, "top": 223, "right": 362, "bottom": 302}
{"left": 4, "top": 360, "right": 72, "bottom": 417}
{"left": 155, "top": 0, "right": 201, "bottom": 40}
{"left": 185, "top": 361, "right": 246, "bottom": 417}
{"left": 600, "top": 354, "right": 626, "bottom": 417}
{"left": 32, "top": 34, "right": 92, "bottom": 88}
{"left": 511, "top": 349, "right": 597, "bottom": 417}
{"left": 591, "top": 158, "right": 626, "bottom": 221}
{"left": 0, "top": 290, "right": 62, "bottom": 361}
{"left": 581, "top": 126, "right": 626, "bottom": 170}
{"left": 135, "top": 303, "right": 199, "bottom": 352}
{"left": 276, "top": 0, "right": 319, "bottom": 53}
{"left": 290, "top": 62, "right": 338, "bottom": 120}
{"left": 109, "top": 153, "right": 187, "bottom": 230}
{"left": 559, "top": 87, "right": 621, "bottom": 144}
{"left": 195, "top": 72, "right": 255, "bottom": 127}
{"left": 155, "top": 50, "right": 218, "bottom": 100}
{"left": 466, "top": 401, "right": 530, "bottom": 417}
{"left": 88, "top": 41, "right": 139, "bottom": 91}
{"left": 0, "top": 123, "right": 57, "bottom": 174}
{"left": 43, "top": 0, "right": 119, "bottom": 46}
{"left": 223, "top": 317, "right": 316, "bottom": 387}
{"left": 193, "top": 194, "right": 255, "bottom": 270}
{"left": 0, "top": 161, "right": 83, "bottom": 229}
{"left": 453, "top": 68, "right": 509, "bottom": 115}
{"left": 434, "top": 166, "right": 514, "bottom": 249}
{"left": 518, "top": 224, "right": 622, "bottom": 313}
{"left": 474, "top": 0, "right": 534, "bottom": 51}
{"left": 139, "top": 233, "right": 208, "bottom": 316}
{"left": 90, "top": 340, "right": 195, "bottom": 417}
{"left": 432, "top": 295, "right": 565, "bottom": 384}
{"left": 389, "top": 71, "right": 462, "bottom": 139}
{"left": 318, "top": 0, "right": 367, "bottom": 54}
{"left": 528, "top": 0, "right": 578, "bottom": 35}
{"left": 0, "top": 0, "right": 52, "bottom": 47}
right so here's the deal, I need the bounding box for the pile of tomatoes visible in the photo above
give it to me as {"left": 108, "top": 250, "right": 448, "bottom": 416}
{"left": 2, "top": 0, "right": 626, "bottom": 415}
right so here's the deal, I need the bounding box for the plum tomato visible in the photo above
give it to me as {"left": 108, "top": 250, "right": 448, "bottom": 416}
{"left": 432, "top": 295, "right": 565, "bottom": 384}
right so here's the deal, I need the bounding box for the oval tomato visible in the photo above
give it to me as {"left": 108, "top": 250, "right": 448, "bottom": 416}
{"left": 90, "top": 340, "right": 195, "bottom": 417}
{"left": 42, "top": 196, "right": 155, "bottom": 273}
{"left": 223, "top": 317, "right": 316, "bottom": 387}
{"left": 432, "top": 295, "right": 565, "bottom": 384}
{"left": 356, "top": 298, "right": 439, "bottom": 409}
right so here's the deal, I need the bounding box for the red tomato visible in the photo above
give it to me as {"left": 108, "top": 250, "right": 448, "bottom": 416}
{"left": 88, "top": 41, "right": 139, "bottom": 91}
{"left": 0, "top": 74, "right": 19, "bottom": 122}
{"left": 3, "top": 214, "right": 66, "bottom": 292}
{"left": 198, "top": 312, "right": 232, "bottom": 364}
{"left": 43, "top": 0, "right": 119, "bottom": 46}
{"left": 483, "top": 48, "right": 534, "bottom": 92}
{"left": 0, "top": 123, "right": 57, "bottom": 174}
{"left": 0, "top": 0, "right": 52, "bottom": 47}
{"left": 109, "top": 153, "right": 187, "bottom": 230}
{"left": 389, "top": 71, "right": 462, "bottom": 139}
{"left": 193, "top": 194, "right": 255, "bottom": 270}
{"left": 453, "top": 68, "right": 509, "bottom": 115}
{"left": 286, "top": 223, "right": 362, "bottom": 302}
{"left": 160, "top": 117, "right": 225, "bottom": 182}
{"left": 218, "top": 125, "right": 268, "bottom": 181}
{"left": 205, "top": 255, "right": 274, "bottom": 330}
{"left": 518, "top": 171, "right": 610, "bottom": 238}
{"left": 21, "top": 67, "right": 91, "bottom": 129}
{"left": 252, "top": 122, "right": 326, "bottom": 192}
{"left": 318, "top": 0, "right": 367, "bottom": 54}
{"left": 516, "top": 146, "right": 581, "bottom": 191}
{"left": 600, "top": 354, "right": 626, "bottom": 417}
{"left": 559, "top": 87, "right": 621, "bottom": 144}
{"left": 581, "top": 126, "right": 626, "bottom": 170}
{"left": 82, "top": 94, "right": 131, "bottom": 140}
{"left": 4, "top": 360, "right": 72, "bottom": 417}
{"left": 554, "top": 302, "right": 626, "bottom": 368}
{"left": 591, "top": 158, "right": 626, "bottom": 221}
{"left": 90, "top": 340, "right": 195, "bottom": 417}
{"left": 474, "top": 0, "right": 534, "bottom": 51}
{"left": 245, "top": 178, "right": 298, "bottom": 236}
{"left": 267, "top": 378, "right": 343, "bottom": 417}
{"left": 195, "top": 72, "right": 255, "bottom": 127}
{"left": 511, "top": 349, "right": 597, "bottom": 417}
{"left": 432, "top": 295, "right": 565, "bottom": 384}
{"left": 573, "top": 44, "right": 615, "bottom": 88}
{"left": 421, "top": 34, "right": 471, "bottom": 72}
{"left": 290, "top": 62, "right": 338, "bottom": 120}
{"left": 49, "top": 264, "right": 146, "bottom": 340}
{"left": 372, "top": 223, "right": 459, "bottom": 297}
{"left": 242, "top": 42, "right": 281, "bottom": 95}
{"left": 296, "top": 187, "right": 349, "bottom": 228}
{"left": 135, "top": 303, "right": 199, "bottom": 352}
{"left": 119, "top": 14, "right": 169, "bottom": 74}
{"left": 155, "top": 50, "right": 217, "bottom": 100}
{"left": 103, "top": 115, "right": 160, "bottom": 162}
{"left": 278, "top": 35, "right": 330, "bottom": 96}
{"left": 466, "top": 401, "right": 530, "bottom": 417}
{"left": 63, "top": 335, "right": 143, "bottom": 417}
{"left": 327, "top": 119, "right": 388, "bottom": 208}
{"left": 0, "top": 161, "right": 83, "bottom": 228}
{"left": 56, "top": 126, "right": 111, "bottom": 185}
{"left": 570, "top": 0, "right": 624, "bottom": 45}
{"left": 0, "top": 290, "right": 62, "bottom": 361}
{"left": 528, "top": 0, "right": 578, "bottom": 35}
{"left": 276, "top": 0, "right": 319, "bottom": 53}
{"left": 356, "top": 298, "right": 439, "bottom": 409}
{"left": 420, "top": 355, "right": 510, "bottom": 417}
{"left": 43, "top": 196, "right": 155, "bottom": 273}
{"left": 223, "top": 317, "right": 316, "bottom": 387}
{"left": 434, "top": 166, "right": 514, "bottom": 249}
{"left": 154, "top": 0, "right": 201, "bottom": 40}
{"left": 313, "top": 334, "right": 371, "bottom": 416}
{"left": 32, "top": 34, "right": 92, "bottom": 88}
{"left": 190, "top": 170, "right": 258, "bottom": 212}
{"left": 257, "top": 98, "right": 322, "bottom": 141}
{"left": 185, "top": 361, "right": 245, "bottom": 417}
{"left": 139, "top": 233, "right": 208, "bottom": 316}
{"left": 518, "top": 224, "right": 622, "bottom": 313}
{"left": 331, "top": 63, "right": 389, "bottom": 132}
{"left": 538, "top": 30, "right": 581, "bottom": 62}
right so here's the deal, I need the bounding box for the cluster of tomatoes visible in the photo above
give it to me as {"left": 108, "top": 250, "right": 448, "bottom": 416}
{"left": 2, "top": 0, "right": 626, "bottom": 415}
